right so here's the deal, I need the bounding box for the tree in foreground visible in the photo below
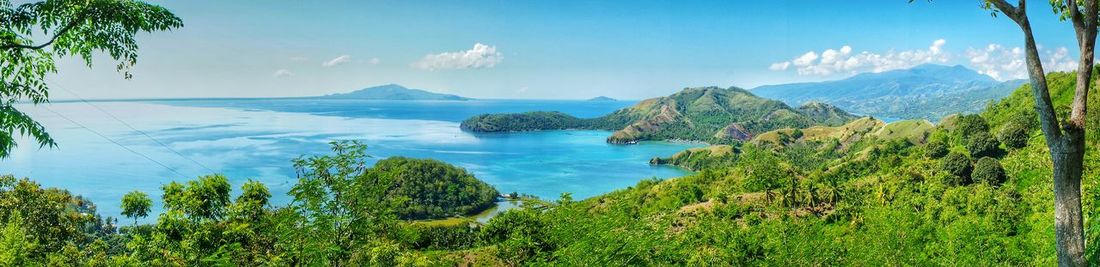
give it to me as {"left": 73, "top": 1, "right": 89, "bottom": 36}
{"left": 0, "top": 0, "right": 182, "bottom": 157}
{"left": 120, "top": 191, "right": 151, "bottom": 225}
{"left": 980, "top": 0, "right": 1096, "bottom": 265}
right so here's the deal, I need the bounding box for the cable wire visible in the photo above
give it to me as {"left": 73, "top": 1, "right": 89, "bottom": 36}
{"left": 42, "top": 105, "right": 191, "bottom": 179}
{"left": 56, "top": 87, "right": 219, "bottom": 175}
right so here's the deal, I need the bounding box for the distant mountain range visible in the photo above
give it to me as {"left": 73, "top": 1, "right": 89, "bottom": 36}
{"left": 461, "top": 87, "right": 859, "bottom": 144}
{"left": 319, "top": 84, "right": 470, "bottom": 100}
{"left": 751, "top": 64, "right": 1025, "bottom": 121}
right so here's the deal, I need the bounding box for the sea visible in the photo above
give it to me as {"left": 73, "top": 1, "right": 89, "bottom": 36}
{"left": 1, "top": 99, "right": 702, "bottom": 220}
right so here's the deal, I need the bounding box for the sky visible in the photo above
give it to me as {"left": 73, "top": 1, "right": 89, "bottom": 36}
{"left": 46, "top": 0, "right": 1083, "bottom": 100}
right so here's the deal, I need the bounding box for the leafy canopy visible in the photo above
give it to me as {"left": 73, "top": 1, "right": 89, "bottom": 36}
{"left": 0, "top": 0, "right": 181, "bottom": 158}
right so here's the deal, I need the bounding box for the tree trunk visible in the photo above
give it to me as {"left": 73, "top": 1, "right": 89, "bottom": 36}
{"left": 991, "top": 0, "right": 1095, "bottom": 265}
{"left": 1053, "top": 135, "right": 1087, "bottom": 267}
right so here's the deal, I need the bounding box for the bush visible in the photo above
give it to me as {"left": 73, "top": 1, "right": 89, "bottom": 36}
{"left": 973, "top": 157, "right": 1007, "bottom": 186}
{"left": 955, "top": 114, "right": 990, "bottom": 137}
{"left": 966, "top": 132, "right": 1000, "bottom": 158}
{"left": 924, "top": 140, "right": 949, "bottom": 159}
{"left": 939, "top": 152, "right": 972, "bottom": 186}
{"left": 998, "top": 123, "right": 1029, "bottom": 149}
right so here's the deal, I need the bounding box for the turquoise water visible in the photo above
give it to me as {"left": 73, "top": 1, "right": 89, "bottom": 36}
{"left": 1, "top": 99, "right": 701, "bottom": 220}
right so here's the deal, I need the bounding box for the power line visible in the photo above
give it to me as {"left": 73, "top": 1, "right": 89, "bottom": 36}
{"left": 55, "top": 87, "right": 219, "bottom": 175}
{"left": 42, "top": 105, "right": 191, "bottom": 179}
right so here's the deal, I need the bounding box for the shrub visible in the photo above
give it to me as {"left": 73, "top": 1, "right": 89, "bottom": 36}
{"left": 956, "top": 114, "right": 990, "bottom": 137}
{"left": 939, "top": 152, "right": 972, "bottom": 186}
{"left": 924, "top": 140, "right": 949, "bottom": 159}
{"left": 973, "top": 157, "right": 1007, "bottom": 186}
{"left": 998, "top": 123, "right": 1029, "bottom": 149}
{"left": 966, "top": 132, "right": 1000, "bottom": 158}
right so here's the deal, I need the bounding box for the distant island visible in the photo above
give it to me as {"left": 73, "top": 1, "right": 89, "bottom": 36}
{"left": 587, "top": 96, "right": 617, "bottom": 101}
{"left": 461, "top": 86, "right": 858, "bottom": 144}
{"left": 318, "top": 84, "right": 471, "bottom": 100}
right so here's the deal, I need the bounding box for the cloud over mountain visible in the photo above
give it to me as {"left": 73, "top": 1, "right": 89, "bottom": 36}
{"left": 770, "top": 39, "right": 949, "bottom": 76}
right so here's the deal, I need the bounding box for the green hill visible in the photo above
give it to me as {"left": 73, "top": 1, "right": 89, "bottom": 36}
{"left": 461, "top": 86, "right": 859, "bottom": 144}
{"left": 368, "top": 157, "right": 499, "bottom": 220}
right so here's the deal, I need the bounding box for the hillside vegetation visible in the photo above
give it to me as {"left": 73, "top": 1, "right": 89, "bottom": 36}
{"left": 462, "top": 86, "right": 859, "bottom": 144}
{"left": 3, "top": 72, "right": 1099, "bottom": 265}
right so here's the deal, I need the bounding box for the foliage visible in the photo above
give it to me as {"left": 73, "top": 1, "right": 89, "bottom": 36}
{"left": 0, "top": 0, "right": 182, "bottom": 158}
{"left": 973, "top": 157, "right": 1007, "bottom": 186}
{"left": 966, "top": 131, "right": 1001, "bottom": 158}
{"left": 956, "top": 114, "right": 991, "bottom": 138}
{"left": 3, "top": 70, "right": 1100, "bottom": 265}
{"left": 999, "top": 121, "right": 1030, "bottom": 149}
{"left": 925, "top": 140, "right": 949, "bottom": 158}
{"left": 460, "top": 111, "right": 603, "bottom": 132}
{"left": 650, "top": 145, "right": 738, "bottom": 171}
{"left": 368, "top": 157, "right": 499, "bottom": 219}
{"left": 120, "top": 191, "right": 151, "bottom": 224}
{"left": 940, "top": 151, "right": 973, "bottom": 186}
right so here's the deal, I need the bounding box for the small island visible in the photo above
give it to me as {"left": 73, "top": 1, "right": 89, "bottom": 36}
{"left": 587, "top": 96, "right": 617, "bottom": 101}
{"left": 367, "top": 157, "right": 498, "bottom": 220}
{"left": 318, "top": 84, "right": 470, "bottom": 101}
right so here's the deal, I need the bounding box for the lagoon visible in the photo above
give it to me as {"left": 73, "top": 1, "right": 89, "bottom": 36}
{"left": 1, "top": 99, "right": 701, "bottom": 220}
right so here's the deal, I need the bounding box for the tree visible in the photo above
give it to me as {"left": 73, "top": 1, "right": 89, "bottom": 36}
{"left": 998, "top": 122, "right": 1030, "bottom": 149}
{"left": 120, "top": 191, "right": 151, "bottom": 225}
{"left": 973, "top": 157, "right": 1008, "bottom": 186}
{"left": 286, "top": 140, "right": 395, "bottom": 265}
{"left": 980, "top": 1, "right": 1097, "bottom": 265}
{"left": 939, "top": 152, "right": 972, "bottom": 186}
{"left": 966, "top": 132, "right": 1001, "bottom": 158}
{"left": 955, "top": 114, "right": 990, "bottom": 137}
{"left": 924, "top": 140, "right": 949, "bottom": 158}
{"left": 0, "top": 0, "right": 182, "bottom": 158}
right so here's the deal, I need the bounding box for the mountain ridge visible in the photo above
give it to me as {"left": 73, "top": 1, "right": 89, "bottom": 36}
{"left": 752, "top": 64, "right": 1025, "bottom": 120}
{"left": 319, "top": 84, "right": 470, "bottom": 100}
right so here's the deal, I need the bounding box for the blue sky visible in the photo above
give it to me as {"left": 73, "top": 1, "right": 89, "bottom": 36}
{"left": 50, "top": 0, "right": 1081, "bottom": 100}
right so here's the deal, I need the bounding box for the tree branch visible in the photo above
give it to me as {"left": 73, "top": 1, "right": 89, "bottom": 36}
{"left": 989, "top": 0, "right": 1023, "bottom": 22}
{"left": 990, "top": 0, "right": 1066, "bottom": 143}
{"left": 0, "top": 13, "right": 86, "bottom": 51}
{"left": 1067, "top": 0, "right": 1086, "bottom": 30}
{"left": 1068, "top": 0, "right": 1098, "bottom": 129}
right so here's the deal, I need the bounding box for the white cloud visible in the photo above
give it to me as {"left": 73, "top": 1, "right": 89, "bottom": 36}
{"left": 322, "top": 55, "right": 352, "bottom": 67}
{"left": 768, "top": 62, "right": 790, "bottom": 71}
{"left": 792, "top": 51, "right": 819, "bottom": 67}
{"left": 368, "top": 57, "right": 381, "bottom": 65}
{"left": 966, "top": 44, "right": 1078, "bottom": 80}
{"left": 517, "top": 86, "right": 529, "bottom": 93}
{"left": 769, "top": 39, "right": 950, "bottom": 76}
{"left": 413, "top": 43, "right": 503, "bottom": 70}
{"left": 930, "top": 39, "right": 946, "bottom": 54}
{"left": 272, "top": 69, "right": 293, "bottom": 78}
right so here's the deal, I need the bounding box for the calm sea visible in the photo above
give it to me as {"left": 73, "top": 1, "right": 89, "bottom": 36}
{"left": 1, "top": 99, "right": 701, "bottom": 220}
